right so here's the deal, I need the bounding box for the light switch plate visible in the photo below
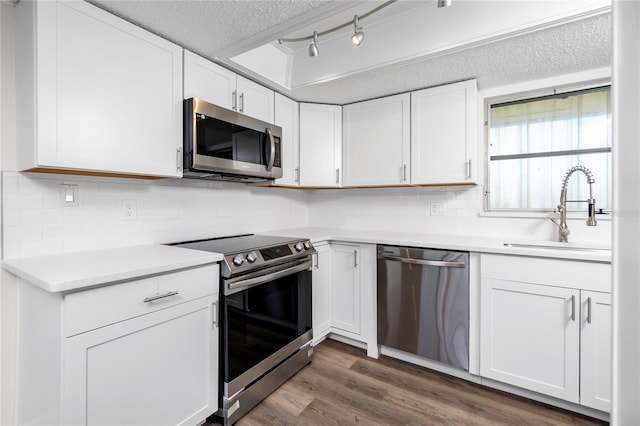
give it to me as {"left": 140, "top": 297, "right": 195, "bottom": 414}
{"left": 60, "top": 184, "right": 78, "bottom": 207}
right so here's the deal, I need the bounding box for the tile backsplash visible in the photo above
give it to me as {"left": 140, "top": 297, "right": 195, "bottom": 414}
{"left": 1, "top": 172, "right": 310, "bottom": 259}
{"left": 1, "top": 172, "right": 612, "bottom": 259}
{"left": 307, "top": 185, "right": 612, "bottom": 244}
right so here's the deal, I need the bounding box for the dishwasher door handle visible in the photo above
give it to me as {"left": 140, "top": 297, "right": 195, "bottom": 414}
{"left": 379, "top": 253, "right": 465, "bottom": 268}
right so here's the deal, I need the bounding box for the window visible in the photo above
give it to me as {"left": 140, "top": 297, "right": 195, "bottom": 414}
{"left": 487, "top": 86, "right": 611, "bottom": 212}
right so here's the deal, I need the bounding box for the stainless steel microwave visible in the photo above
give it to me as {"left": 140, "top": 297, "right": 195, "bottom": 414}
{"left": 183, "top": 98, "right": 283, "bottom": 182}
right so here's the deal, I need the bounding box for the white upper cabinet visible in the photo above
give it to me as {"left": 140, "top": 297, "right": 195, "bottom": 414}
{"left": 183, "top": 50, "right": 236, "bottom": 110}
{"left": 184, "top": 50, "right": 274, "bottom": 123}
{"left": 236, "top": 76, "right": 275, "bottom": 124}
{"left": 342, "top": 94, "right": 411, "bottom": 187}
{"left": 411, "top": 79, "right": 478, "bottom": 185}
{"left": 16, "top": 0, "right": 183, "bottom": 177}
{"left": 274, "top": 94, "right": 300, "bottom": 186}
{"left": 299, "top": 103, "right": 342, "bottom": 187}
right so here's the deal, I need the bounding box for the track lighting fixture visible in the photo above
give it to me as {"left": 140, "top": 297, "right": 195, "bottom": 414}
{"left": 278, "top": 0, "right": 450, "bottom": 57}
{"left": 351, "top": 15, "right": 364, "bottom": 46}
{"left": 308, "top": 31, "right": 319, "bottom": 57}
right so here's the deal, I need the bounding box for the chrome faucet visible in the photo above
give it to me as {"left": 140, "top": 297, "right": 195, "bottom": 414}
{"left": 550, "top": 166, "right": 597, "bottom": 243}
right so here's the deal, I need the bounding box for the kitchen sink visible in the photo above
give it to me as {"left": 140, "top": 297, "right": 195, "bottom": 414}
{"left": 503, "top": 240, "right": 611, "bottom": 252}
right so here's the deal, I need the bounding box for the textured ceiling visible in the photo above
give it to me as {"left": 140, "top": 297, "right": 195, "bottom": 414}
{"left": 292, "top": 13, "right": 612, "bottom": 104}
{"left": 88, "top": 0, "right": 336, "bottom": 58}
{"left": 89, "top": 0, "right": 612, "bottom": 105}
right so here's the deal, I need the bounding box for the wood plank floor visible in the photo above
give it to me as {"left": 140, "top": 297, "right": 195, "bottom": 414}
{"left": 209, "top": 339, "right": 607, "bottom": 425}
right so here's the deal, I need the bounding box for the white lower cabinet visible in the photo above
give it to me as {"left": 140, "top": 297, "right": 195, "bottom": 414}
{"left": 311, "top": 242, "right": 376, "bottom": 353}
{"left": 64, "top": 297, "right": 217, "bottom": 425}
{"left": 17, "top": 264, "right": 219, "bottom": 426}
{"left": 312, "top": 243, "right": 332, "bottom": 342}
{"left": 580, "top": 291, "right": 612, "bottom": 411}
{"left": 331, "top": 244, "right": 362, "bottom": 334}
{"left": 480, "top": 279, "right": 580, "bottom": 402}
{"left": 480, "top": 254, "right": 611, "bottom": 412}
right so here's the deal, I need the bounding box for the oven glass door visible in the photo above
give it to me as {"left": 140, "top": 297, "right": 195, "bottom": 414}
{"left": 222, "top": 268, "right": 312, "bottom": 384}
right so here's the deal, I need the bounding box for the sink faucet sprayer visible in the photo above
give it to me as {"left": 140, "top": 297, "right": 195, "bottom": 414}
{"left": 550, "top": 166, "right": 597, "bottom": 243}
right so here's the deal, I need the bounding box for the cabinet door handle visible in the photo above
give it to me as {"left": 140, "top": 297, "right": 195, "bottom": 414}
{"left": 467, "top": 160, "right": 472, "bottom": 179}
{"left": 354, "top": 250, "right": 358, "bottom": 268}
{"left": 403, "top": 164, "right": 407, "bottom": 182}
{"left": 314, "top": 252, "right": 319, "bottom": 269}
{"left": 336, "top": 168, "right": 340, "bottom": 184}
{"left": 143, "top": 291, "right": 179, "bottom": 303}
{"left": 232, "top": 90, "right": 237, "bottom": 111}
{"left": 176, "top": 148, "right": 183, "bottom": 172}
{"left": 212, "top": 300, "right": 218, "bottom": 327}
{"left": 571, "top": 295, "right": 576, "bottom": 321}
{"left": 295, "top": 167, "right": 300, "bottom": 183}
{"left": 587, "top": 297, "right": 592, "bottom": 324}
{"left": 239, "top": 93, "right": 245, "bottom": 113}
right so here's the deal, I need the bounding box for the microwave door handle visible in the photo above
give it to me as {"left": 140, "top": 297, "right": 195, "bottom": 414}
{"left": 266, "top": 127, "right": 276, "bottom": 171}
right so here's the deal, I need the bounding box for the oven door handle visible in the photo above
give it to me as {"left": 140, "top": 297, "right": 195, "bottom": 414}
{"left": 225, "top": 259, "right": 312, "bottom": 294}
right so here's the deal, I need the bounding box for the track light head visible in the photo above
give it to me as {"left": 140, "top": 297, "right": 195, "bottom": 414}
{"left": 437, "top": 0, "right": 452, "bottom": 7}
{"left": 309, "top": 31, "right": 319, "bottom": 57}
{"left": 351, "top": 15, "right": 365, "bottom": 46}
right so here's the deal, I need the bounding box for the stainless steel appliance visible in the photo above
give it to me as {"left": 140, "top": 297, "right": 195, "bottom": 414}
{"left": 183, "top": 98, "right": 283, "bottom": 183}
{"left": 377, "top": 245, "right": 469, "bottom": 370}
{"left": 171, "top": 234, "right": 314, "bottom": 425}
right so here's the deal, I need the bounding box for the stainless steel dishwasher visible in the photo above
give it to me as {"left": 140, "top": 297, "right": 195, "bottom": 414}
{"left": 377, "top": 245, "right": 469, "bottom": 370}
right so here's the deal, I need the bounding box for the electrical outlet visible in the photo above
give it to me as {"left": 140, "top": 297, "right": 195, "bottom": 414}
{"left": 121, "top": 199, "right": 137, "bottom": 221}
{"left": 430, "top": 202, "right": 445, "bottom": 216}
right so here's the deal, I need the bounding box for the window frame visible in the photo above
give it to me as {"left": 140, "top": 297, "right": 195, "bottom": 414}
{"left": 482, "top": 70, "right": 612, "bottom": 215}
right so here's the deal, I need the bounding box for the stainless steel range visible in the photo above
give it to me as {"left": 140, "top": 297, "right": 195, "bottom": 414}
{"left": 171, "top": 234, "right": 315, "bottom": 425}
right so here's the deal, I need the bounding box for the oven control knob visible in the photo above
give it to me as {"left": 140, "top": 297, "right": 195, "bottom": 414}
{"left": 294, "top": 242, "right": 304, "bottom": 252}
{"left": 303, "top": 241, "right": 311, "bottom": 250}
{"left": 232, "top": 255, "right": 244, "bottom": 266}
{"left": 246, "top": 252, "right": 257, "bottom": 263}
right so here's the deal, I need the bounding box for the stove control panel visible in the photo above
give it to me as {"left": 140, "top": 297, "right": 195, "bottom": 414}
{"left": 222, "top": 238, "right": 315, "bottom": 277}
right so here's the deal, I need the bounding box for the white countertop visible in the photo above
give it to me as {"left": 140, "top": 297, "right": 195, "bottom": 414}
{"left": 264, "top": 227, "right": 612, "bottom": 263}
{"left": 2, "top": 228, "right": 610, "bottom": 293}
{"left": 2, "top": 245, "right": 223, "bottom": 293}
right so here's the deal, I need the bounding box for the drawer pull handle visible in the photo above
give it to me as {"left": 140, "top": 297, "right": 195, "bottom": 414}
{"left": 143, "top": 291, "right": 179, "bottom": 303}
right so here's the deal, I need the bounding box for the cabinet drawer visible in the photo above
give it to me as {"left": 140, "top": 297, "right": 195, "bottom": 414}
{"left": 481, "top": 254, "right": 611, "bottom": 292}
{"left": 64, "top": 264, "right": 218, "bottom": 337}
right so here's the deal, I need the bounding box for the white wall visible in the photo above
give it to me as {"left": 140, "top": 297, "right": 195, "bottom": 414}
{"left": 1, "top": 2, "right": 17, "bottom": 425}
{"left": 612, "top": 0, "right": 640, "bottom": 423}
